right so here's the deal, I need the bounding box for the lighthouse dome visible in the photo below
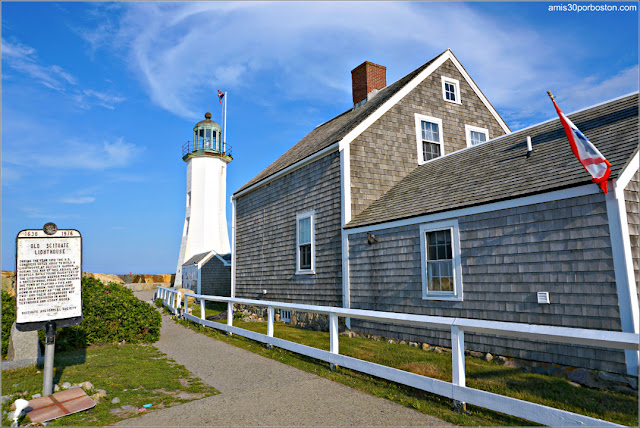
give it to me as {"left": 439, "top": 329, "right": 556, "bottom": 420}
{"left": 194, "top": 112, "right": 222, "bottom": 131}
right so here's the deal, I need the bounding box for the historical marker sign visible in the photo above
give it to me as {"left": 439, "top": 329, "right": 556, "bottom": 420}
{"left": 15, "top": 225, "right": 83, "bottom": 331}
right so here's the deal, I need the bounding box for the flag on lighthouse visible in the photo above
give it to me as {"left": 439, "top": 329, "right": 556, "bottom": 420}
{"left": 218, "top": 90, "right": 225, "bottom": 104}
{"left": 549, "top": 92, "right": 611, "bottom": 193}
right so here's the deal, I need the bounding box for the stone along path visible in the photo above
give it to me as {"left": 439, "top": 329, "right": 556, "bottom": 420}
{"left": 115, "top": 291, "right": 451, "bottom": 427}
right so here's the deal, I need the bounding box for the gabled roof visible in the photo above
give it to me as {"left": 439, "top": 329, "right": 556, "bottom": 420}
{"left": 234, "top": 49, "right": 509, "bottom": 195}
{"left": 346, "top": 93, "right": 639, "bottom": 229}
{"left": 183, "top": 251, "right": 232, "bottom": 267}
{"left": 235, "top": 55, "right": 441, "bottom": 194}
{"left": 183, "top": 252, "right": 211, "bottom": 265}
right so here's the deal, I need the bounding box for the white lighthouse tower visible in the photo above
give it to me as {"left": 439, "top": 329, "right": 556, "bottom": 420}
{"left": 175, "top": 112, "right": 232, "bottom": 287}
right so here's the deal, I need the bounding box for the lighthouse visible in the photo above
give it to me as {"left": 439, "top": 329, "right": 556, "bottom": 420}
{"left": 175, "top": 112, "right": 232, "bottom": 287}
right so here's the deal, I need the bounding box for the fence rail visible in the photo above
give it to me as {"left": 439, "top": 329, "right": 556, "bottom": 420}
{"left": 155, "top": 286, "right": 637, "bottom": 427}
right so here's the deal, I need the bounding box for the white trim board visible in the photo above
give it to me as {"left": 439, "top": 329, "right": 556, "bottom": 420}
{"left": 605, "top": 179, "right": 640, "bottom": 376}
{"left": 617, "top": 150, "right": 639, "bottom": 190}
{"left": 344, "top": 184, "right": 600, "bottom": 235}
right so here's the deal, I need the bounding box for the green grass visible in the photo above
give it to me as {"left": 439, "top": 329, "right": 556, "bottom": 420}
{"left": 178, "top": 314, "right": 638, "bottom": 426}
{"left": 187, "top": 300, "right": 227, "bottom": 319}
{"left": 1, "top": 344, "right": 218, "bottom": 426}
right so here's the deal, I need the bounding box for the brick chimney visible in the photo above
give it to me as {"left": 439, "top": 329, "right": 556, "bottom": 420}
{"left": 351, "top": 61, "right": 387, "bottom": 106}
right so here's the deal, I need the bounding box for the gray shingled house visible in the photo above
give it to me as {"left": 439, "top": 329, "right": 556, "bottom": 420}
{"left": 231, "top": 49, "right": 639, "bottom": 375}
{"left": 182, "top": 251, "right": 231, "bottom": 296}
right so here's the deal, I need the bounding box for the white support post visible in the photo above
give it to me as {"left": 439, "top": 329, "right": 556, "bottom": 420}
{"left": 330, "top": 313, "right": 339, "bottom": 355}
{"left": 451, "top": 325, "right": 466, "bottom": 411}
{"left": 267, "top": 306, "right": 274, "bottom": 338}
{"left": 227, "top": 302, "right": 233, "bottom": 334}
{"left": 184, "top": 293, "right": 188, "bottom": 316}
{"left": 177, "top": 292, "right": 182, "bottom": 312}
{"left": 605, "top": 180, "right": 640, "bottom": 376}
{"left": 200, "top": 300, "right": 205, "bottom": 320}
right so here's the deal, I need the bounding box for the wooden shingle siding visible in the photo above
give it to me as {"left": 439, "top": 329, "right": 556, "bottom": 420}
{"left": 348, "top": 193, "right": 626, "bottom": 373}
{"left": 201, "top": 258, "right": 231, "bottom": 297}
{"left": 625, "top": 171, "right": 639, "bottom": 299}
{"left": 235, "top": 152, "right": 342, "bottom": 306}
{"left": 349, "top": 59, "right": 507, "bottom": 219}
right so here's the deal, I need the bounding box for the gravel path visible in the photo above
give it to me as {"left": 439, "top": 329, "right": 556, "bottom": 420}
{"left": 115, "top": 290, "right": 451, "bottom": 427}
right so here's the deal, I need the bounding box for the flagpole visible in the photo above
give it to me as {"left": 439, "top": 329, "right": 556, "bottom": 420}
{"left": 547, "top": 90, "right": 555, "bottom": 102}
{"left": 223, "top": 92, "right": 227, "bottom": 154}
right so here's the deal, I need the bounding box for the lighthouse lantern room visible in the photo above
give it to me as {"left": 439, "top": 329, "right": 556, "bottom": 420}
{"left": 175, "top": 112, "right": 232, "bottom": 287}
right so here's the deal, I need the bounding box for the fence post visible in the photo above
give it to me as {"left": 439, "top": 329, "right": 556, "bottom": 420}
{"left": 329, "top": 312, "right": 339, "bottom": 370}
{"left": 183, "top": 293, "right": 188, "bottom": 318}
{"left": 451, "top": 325, "right": 466, "bottom": 411}
{"left": 177, "top": 292, "right": 182, "bottom": 315}
{"left": 267, "top": 306, "right": 274, "bottom": 348}
{"left": 227, "top": 301, "right": 233, "bottom": 335}
{"left": 200, "top": 299, "right": 205, "bottom": 320}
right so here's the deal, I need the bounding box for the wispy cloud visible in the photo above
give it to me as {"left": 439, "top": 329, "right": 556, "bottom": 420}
{"left": 9, "top": 138, "right": 144, "bottom": 171}
{"left": 2, "top": 39, "right": 77, "bottom": 90}
{"left": 62, "top": 196, "right": 96, "bottom": 204}
{"left": 2, "top": 37, "right": 125, "bottom": 110}
{"left": 75, "top": 2, "right": 637, "bottom": 126}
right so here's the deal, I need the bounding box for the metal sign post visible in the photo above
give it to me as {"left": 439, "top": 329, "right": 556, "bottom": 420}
{"left": 15, "top": 223, "right": 83, "bottom": 396}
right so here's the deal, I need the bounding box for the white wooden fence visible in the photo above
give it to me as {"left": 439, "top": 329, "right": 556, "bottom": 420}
{"left": 155, "top": 286, "right": 637, "bottom": 427}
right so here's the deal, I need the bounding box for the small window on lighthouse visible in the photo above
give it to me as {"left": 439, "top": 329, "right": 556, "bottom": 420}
{"left": 187, "top": 192, "right": 191, "bottom": 208}
{"left": 205, "top": 129, "right": 212, "bottom": 149}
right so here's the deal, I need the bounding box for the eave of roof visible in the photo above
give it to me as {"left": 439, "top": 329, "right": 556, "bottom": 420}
{"left": 345, "top": 92, "right": 639, "bottom": 230}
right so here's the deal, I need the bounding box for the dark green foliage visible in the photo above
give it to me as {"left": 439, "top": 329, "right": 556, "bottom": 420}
{"left": 50, "top": 277, "right": 161, "bottom": 350}
{"left": 2, "top": 290, "right": 16, "bottom": 358}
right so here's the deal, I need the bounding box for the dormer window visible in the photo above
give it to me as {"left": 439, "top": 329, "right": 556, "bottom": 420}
{"left": 465, "top": 125, "right": 489, "bottom": 147}
{"left": 415, "top": 114, "right": 444, "bottom": 165}
{"left": 441, "top": 76, "right": 461, "bottom": 104}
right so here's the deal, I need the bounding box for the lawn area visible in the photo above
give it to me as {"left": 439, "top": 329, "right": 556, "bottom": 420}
{"left": 1, "top": 344, "right": 218, "bottom": 426}
{"left": 182, "top": 302, "right": 638, "bottom": 426}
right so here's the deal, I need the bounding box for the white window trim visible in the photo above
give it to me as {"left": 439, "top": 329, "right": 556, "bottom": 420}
{"left": 420, "top": 219, "right": 463, "bottom": 301}
{"left": 414, "top": 113, "right": 444, "bottom": 165}
{"left": 296, "top": 211, "right": 316, "bottom": 275}
{"left": 465, "top": 124, "right": 490, "bottom": 148}
{"left": 441, "top": 76, "right": 461, "bottom": 105}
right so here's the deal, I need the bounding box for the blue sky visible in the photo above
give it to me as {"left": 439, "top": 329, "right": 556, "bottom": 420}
{"left": 2, "top": 1, "right": 638, "bottom": 274}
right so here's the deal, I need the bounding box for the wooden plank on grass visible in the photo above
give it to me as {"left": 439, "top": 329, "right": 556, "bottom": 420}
{"left": 26, "top": 387, "right": 95, "bottom": 423}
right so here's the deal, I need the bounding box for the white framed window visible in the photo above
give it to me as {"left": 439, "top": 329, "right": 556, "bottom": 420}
{"left": 414, "top": 113, "right": 444, "bottom": 165}
{"left": 441, "top": 76, "right": 461, "bottom": 104}
{"left": 465, "top": 125, "right": 489, "bottom": 147}
{"left": 420, "top": 220, "right": 463, "bottom": 301}
{"left": 280, "top": 309, "right": 291, "bottom": 323}
{"left": 296, "top": 211, "right": 315, "bottom": 274}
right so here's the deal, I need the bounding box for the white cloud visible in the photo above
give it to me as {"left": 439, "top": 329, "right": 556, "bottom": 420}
{"left": 2, "top": 39, "right": 78, "bottom": 90}
{"left": 78, "top": 2, "right": 637, "bottom": 125}
{"left": 2, "top": 38, "right": 125, "bottom": 110}
{"left": 62, "top": 196, "right": 96, "bottom": 204}
{"left": 9, "top": 138, "right": 144, "bottom": 171}
{"left": 73, "top": 89, "right": 127, "bottom": 110}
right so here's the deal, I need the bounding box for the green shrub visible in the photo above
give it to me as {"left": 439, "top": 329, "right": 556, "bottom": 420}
{"left": 2, "top": 289, "right": 16, "bottom": 358}
{"left": 51, "top": 277, "right": 161, "bottom": 350}
{"left": 2, "top": 278, "right": 161, "bottom": 354}
{"left": 154, "top": 298, "right": 163, "bottom": 308}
